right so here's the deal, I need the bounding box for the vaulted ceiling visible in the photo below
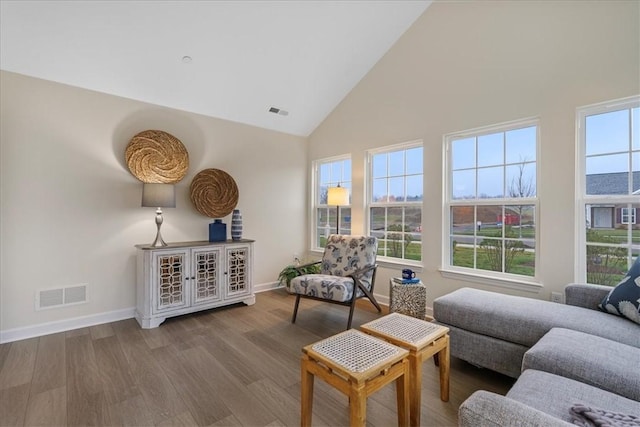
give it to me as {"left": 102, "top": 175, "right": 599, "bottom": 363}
{"left": 0, "top": 1, "right": 431, "bottom": 136}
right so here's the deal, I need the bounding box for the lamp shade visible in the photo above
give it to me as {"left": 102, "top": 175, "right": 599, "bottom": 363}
{"left": 327, "top": 186, "right": 349, "bottom": 206}
{"left": 141, "top": 183, "right": 176, "bottom": 208}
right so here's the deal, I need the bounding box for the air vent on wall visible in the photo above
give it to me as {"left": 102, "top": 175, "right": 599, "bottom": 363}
{"left": 36, "top": 284, "right": 88, "bottom": 310}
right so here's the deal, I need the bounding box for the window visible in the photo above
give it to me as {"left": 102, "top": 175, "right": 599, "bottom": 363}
{"left": 312, "top": 156, "right": 351, "bottom": 250}
{"left": 621, "top": 208, "right": 637, "bottom": 225}
{"left": 444, "top": 119, "right": 539, "bottom": 281}
{"left": 367, "top": 142, "right": 423, "bottom": 263}
{"left": 577, "top": 96, "right": 639, "bottom": 286}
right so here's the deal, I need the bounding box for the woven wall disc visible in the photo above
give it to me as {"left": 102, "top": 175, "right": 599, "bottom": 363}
{"left": 190, "top": 168, "right": 239, "bottom": 218}
{"left": 126, "top": 130, "right": 189, "bottom": 183}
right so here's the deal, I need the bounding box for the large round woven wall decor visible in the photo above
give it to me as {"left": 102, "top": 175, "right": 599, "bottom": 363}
{"left": 125, "top": 130, "right": 189, "bottom": 183}
{"left": 189, "top": 168, "right": 239, "bottom": 218}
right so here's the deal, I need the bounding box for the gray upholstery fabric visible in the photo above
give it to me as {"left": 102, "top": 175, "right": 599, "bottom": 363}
{"left": 435, "top": 323, "right": 527, "bottom": 378}
{"left": 459, "top": 391, "right": 573, "bottom": 427}
{"left": 565, "top": 283, "right": 614, "bottom": 310}
{"left": 507, "top": 370, "right": 640, "bottom": 424}
{"left": 522, "top": 328, "right": 640, "bottom": 400}
{"left": 433, "top": 288, "right": 640, "bottom": 349}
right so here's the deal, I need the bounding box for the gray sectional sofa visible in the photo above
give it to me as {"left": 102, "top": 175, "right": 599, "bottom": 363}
{"left": 433, "top": 284, "right": 640, "bottom": 426}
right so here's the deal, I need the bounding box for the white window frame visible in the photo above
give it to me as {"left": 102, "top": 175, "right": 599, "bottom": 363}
{"left": 621, "top": 207, "right": 637, "bottom": 225}
{"left": 442, "top": 118, "right": 542, "bottom": 291}
{"left": 575, "top": 95, "right": 640, "bottom": 284}
{"left": 311, "top": 155, "right": 352, "bottom": 252}
{"left": 366, "top": 140, "right": 424, "bottom": 267}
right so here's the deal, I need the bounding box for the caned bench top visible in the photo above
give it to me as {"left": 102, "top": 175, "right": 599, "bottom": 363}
{"left": 302, "top": 329, "right": 408, "bottom": 382}
{"left": 360, "top": 312, "right": 449, "bottom": 351}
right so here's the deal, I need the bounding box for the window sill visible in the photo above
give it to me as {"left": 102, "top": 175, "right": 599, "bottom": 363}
{"left": 439, "top": 268, "right": 543, "bottom": 293}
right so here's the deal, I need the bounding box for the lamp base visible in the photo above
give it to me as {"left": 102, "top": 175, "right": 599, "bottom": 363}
{"left": 150, "top": 208, "right": 168, "bottom": 247}
{"left": 150, "top": 232, "right": 167, "bottom": 247}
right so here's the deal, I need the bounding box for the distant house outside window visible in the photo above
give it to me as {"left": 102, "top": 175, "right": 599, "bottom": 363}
{"left": 577, "top": 96, "right": 639, "bottom": 286}
{"left": 312, "top": 156, "right": 351, "bottom": 250}
{"left": 444, "top": 118, "right": 539, "bottom": 281}
{"left": 367, "top": 141, "right": 423, "bottom": 263}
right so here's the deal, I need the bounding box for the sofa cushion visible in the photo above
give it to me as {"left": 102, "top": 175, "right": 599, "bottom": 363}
{"left": 289, "top": 274, "right": 360, "bottom": 302}
{"left": 459, "top": 391, "right": 573, "bottom": 427}
{"left": 438, "top": 324, "right": 527, "bottom": 378}
{"left": 433, "top": 288, "right": 640, "bottom": 349}
{"left": 506, "top": 370, "right": 640, "bottom": 424}
{"left": 599, "top": 256, "right": 640, "bottom": 324}
{"left": 522, "top": 328, "right": 640, "bottom": 400}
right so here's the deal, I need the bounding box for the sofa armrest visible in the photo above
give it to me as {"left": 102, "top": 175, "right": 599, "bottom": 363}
{"left": 459, "top": 391, "right": 573, "bottom": 427}
{"left": 564, "top": 283, "right": 611, "bottom": 310}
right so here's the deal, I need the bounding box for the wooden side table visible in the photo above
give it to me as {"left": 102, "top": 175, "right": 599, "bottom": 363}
{"left": 360, "top": 312, "right": 450, "bottom": 427}
{"left": 301, "top": 329, "right": 410, "bottom": 427}
{"left": 389, "top": 279, "right": 427, "bottom": 319}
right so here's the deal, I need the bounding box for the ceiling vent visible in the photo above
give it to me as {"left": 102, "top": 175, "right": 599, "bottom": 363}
{"left": 268, "top": 106, "right": 289, "bottom": 116}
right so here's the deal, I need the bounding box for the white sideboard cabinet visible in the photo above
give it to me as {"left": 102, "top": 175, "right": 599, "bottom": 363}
{"left": 135, "top": 240, "right": 255, "bottom": 328}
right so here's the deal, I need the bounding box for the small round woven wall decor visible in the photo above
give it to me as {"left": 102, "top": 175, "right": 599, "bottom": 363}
{"left": 125, "top": 130, "right": 189, "bottom": 183}
{"left": 190, "top": 168, "right": 239, "bottom": 218}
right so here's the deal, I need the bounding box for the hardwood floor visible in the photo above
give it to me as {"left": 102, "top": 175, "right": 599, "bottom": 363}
{"left": 0, "top": 289, "right": 514, "bottom": 426}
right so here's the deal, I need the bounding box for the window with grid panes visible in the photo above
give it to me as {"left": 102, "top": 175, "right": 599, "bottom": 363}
{"left": 312, "top": 157, "right": 351, "bottom": 250}
{"left": 368, "top": 142, "right": 423, "bottom": 263}
{"left": 577, "top": 96, "right": 639, "bottom": 286}
{"left": 444, "top": 119, "right": 539, "bottom": 279}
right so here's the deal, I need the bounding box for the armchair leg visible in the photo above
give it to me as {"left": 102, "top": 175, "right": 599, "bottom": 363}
{"left": 358, "top": 283, "right": 382, "bottom": 313}
{"left": 347, "top": 299, "right": 357, "bottom": 330}
{"left": 292, "top": 294, "right": 301, "bottom": 323}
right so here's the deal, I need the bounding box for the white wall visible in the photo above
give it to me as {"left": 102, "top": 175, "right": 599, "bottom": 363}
{"left": 0, "top": 71, "right": 307, "bottom": 336}
{"left": 308, "top": 1, "right": 640, "bottom": 302}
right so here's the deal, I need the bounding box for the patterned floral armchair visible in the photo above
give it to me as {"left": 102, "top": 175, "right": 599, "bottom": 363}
{"left": 287, "top": 234, "right": 381, "bottom": 329}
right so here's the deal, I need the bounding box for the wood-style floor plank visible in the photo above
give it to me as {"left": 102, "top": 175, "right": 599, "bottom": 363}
{"left": 178, "top": 345, "right": 278, "bottom": 427}
{"left": 155, "top": 410, "right": 199, "bottom": 427}
{"left": 246, "top": 377, "right": 301, "bottom": 427}
{"left": 106, "top": 394, "right": 155, "bottom": 427}
{"left": 89, "top": 323, "right": 115, "bottom": 340}
{"left": 23, "top": 385, "right": 67, "bottom": 426}
{"left": 0, "top": 289, "right": 514, "bottom": 426}
{"left": 65, "top": 334, "right": 104, "bottom": 426}
{"left": 93, "top": 335, "right": 141, "bottom": 404}
{"left": 30, "top": 332, "right": 66, "bottom": 395}
{"left": 113, "top": 320, "right": 189, "bottom": 425}
{"left": 0, "top": 338, "right": 38, "bottom": 389}
{"left": 152, "top": 344, "right": 231, "bottom": 425}
{"left": 0, "top": 384, "right": 30, "bottom": 426}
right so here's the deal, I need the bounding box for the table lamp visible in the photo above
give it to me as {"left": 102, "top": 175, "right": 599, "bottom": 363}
{"left": 141, "top": 183, "right": 176, "bottom": 247}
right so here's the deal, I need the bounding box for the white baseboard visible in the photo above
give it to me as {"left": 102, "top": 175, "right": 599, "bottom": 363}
{"left": 254, "top": 281, "right": 281, "bottom": 293}
{"left": 0, "top": 307, "right": 136, "bottom": 344}
{"left": 1, "top": 284, "right": 431, "bottom": 344}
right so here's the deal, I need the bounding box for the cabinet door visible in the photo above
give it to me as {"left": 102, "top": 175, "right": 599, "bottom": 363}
{"left": 153, "top": 250, "right": 189, "bottom": 313}
{"left": 191, "top": 247, "right": 223, "bottom": 305}
{"left": 225, "top": 245, "right": 251, "bottom": 298}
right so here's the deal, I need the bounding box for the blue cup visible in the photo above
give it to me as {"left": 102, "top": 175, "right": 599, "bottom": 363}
{"left": 402, "top": 269, "right": 416, "bottom": 280}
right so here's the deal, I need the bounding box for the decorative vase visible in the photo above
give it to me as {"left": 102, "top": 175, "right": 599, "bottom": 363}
{"left": 231, "top": 209, "right": 243, "bottom": 240}
{"left": 208, "top": 219, "right": 226, "bottom": 242}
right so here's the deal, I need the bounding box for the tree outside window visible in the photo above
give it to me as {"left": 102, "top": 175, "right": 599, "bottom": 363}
{"left": 446, "top": 120, "right": 538, "bottom": 278}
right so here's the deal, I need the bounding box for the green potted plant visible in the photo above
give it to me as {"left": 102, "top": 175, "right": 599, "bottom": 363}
{"left": 278, "top": 261, "right": 321, "bottom": 288}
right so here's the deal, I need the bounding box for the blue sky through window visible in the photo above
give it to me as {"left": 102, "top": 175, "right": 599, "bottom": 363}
{"left": 451, "top": 125, "right": 537, "bottom": 199}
